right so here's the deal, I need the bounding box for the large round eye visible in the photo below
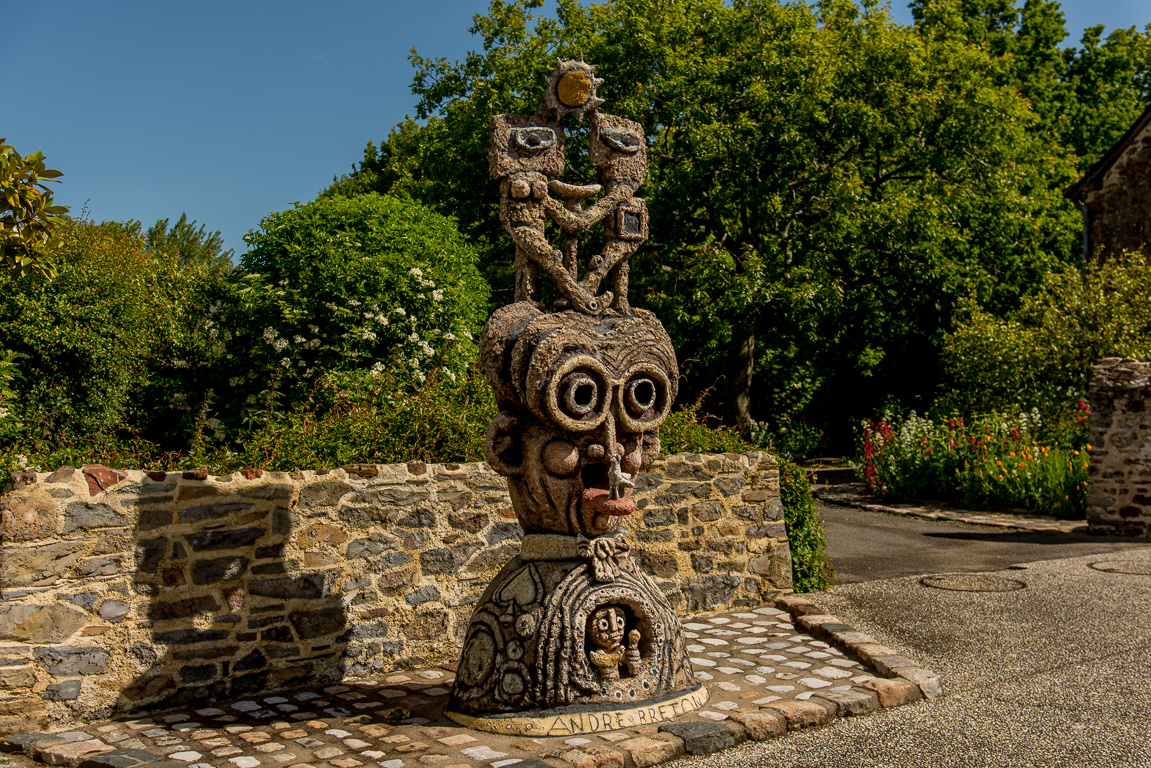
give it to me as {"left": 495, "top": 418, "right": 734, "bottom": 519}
{"left": 543, "top": 357, "right": 609, "bottom": 432}
{"left": 616, "top": 364, "right": 673, "bottom": 432}
{"left": 625, "top": 377, "right": 658, "bottom": 417}
{"left": 563, "top": 374, "right": 599, "bottom": 416}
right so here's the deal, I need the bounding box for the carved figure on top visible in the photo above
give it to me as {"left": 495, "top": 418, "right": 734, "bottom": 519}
{"left": 489, "top": 58, "right": 649, "bottom": 316}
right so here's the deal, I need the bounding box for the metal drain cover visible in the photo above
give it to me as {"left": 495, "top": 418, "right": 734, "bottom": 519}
{"left": 919, "top": 573, "right": 1027, "bottom": 592}
{"left": 1089, "top": 561, "right": 1151, "bottom": 575}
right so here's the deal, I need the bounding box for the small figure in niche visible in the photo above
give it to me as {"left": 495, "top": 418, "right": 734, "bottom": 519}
{"left": 587, "top": 605, "right": 642, "bottom": 683}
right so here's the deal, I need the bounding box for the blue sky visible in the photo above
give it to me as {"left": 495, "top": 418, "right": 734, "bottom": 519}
{"left": 4, "top": 0, "right": 1149, "bottom": 259}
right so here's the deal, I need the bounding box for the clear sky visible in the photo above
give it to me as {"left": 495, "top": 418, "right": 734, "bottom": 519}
{"left": 5, "top": 1, "right": 1149, "bottom": 260}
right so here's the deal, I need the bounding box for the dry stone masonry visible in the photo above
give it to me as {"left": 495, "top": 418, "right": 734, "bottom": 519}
{"left": 0, "top": 452, "right": 788, "bottom": 734}
{"left": 1087, "top": 358, "right": 1151, "bottom": 536}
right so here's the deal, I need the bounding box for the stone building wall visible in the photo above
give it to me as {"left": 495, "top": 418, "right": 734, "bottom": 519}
{"left": 0, "top": 451, "right": 789, "bottom": 732}
{"left": 1087, "top": 358, "right": 1151, "bottom": 536}
{"left": 1079, "top": 115, "right": 1151, "bottom": 262}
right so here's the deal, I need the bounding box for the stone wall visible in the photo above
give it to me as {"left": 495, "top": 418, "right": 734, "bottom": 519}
{"left": 1088, "top": 358, "right": 1151, "bottom": 536}
{"left": 1079, "top": 115, "right": 1151, "bottom": 262}
{"left": 0, "top": 451, "right": 789, "bottom": 732}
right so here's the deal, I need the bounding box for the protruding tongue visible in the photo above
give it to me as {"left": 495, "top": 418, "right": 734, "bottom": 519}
{"left": 582, "top": 487, "right": 635, "bottom": 516}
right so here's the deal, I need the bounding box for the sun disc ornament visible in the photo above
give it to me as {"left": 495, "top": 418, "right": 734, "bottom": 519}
{"left": 542, "top": 58, "right": 605, "bottom": 120}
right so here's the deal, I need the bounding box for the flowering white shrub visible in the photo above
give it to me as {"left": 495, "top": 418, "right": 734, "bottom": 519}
{"left": 213, "top": 193, "right": 489, "bottom": 427}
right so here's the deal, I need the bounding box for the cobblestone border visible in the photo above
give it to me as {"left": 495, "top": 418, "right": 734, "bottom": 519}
{"left": 816, "top": 484, "right": 1086, "bottom": 534}
{"left": 0, "top": 597, "right": 942, "bottom": 768}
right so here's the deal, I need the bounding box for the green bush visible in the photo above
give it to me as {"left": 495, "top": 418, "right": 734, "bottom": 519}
{"left": 213, "top": 194, "right": 490, "bottom": 427}
{"left": 0, "top": 218, "right": 224, "bottom": 453}
{"left": 659, "top": 394, "right": 750, "bottom": 455}
{"left": 941, "top": 257, "right": 1151, "bottom": 412}
{"left": 780, "top": 458, "right": 834, "bottom": 592}
{"left": 223, "top": 365, "right": 496, "bottom": 470}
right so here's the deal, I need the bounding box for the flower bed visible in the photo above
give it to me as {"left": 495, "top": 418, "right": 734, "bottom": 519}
{"left": 859, "top": 406, "right": 1090, "bottom": 519}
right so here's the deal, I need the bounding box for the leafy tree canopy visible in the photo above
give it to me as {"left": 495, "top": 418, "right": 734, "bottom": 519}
{"left": 144, "top": 213, "right": 234, "bottom": 269}
{"left": 0, "top": 139, "right": 69, "bottom": 279}
{"left": 208, "top": 193, "right": 491, "bottom": 429}
{"left": 327, "top": 0, "right": 1081, "bottom": 439}
{"left": 912, "top": 0, "right": 1151, "bottom": 169}
{"left": 0, "top": 218, "right": 217, "bottom": 447}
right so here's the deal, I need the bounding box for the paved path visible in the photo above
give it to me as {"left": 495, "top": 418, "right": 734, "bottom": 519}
{"left": 1, "top": 606, "right": 913, "bottom": 768}
{"left": 681, "top": 524, "right": 1151, "bottom": 767}
{"left": 818, "top": 501, "right": 1149, "bottom": 583}
{"left": 816, "top": 483, "right": 1086, "bottom": 533}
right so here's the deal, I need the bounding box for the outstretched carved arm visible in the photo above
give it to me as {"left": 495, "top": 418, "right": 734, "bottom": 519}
{"left": 507, "top": 224, "right": 601, "bottom": 313}
{"left": 543, "top": 180, "right": 639, "bottom": 233}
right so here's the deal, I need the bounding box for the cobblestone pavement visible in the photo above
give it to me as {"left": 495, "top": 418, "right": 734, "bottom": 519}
{"left": 815, "top": 484, "right": 1085, "bottom": 534}
{"left": 1, "top": 603, "right": 933, "bottom": 768}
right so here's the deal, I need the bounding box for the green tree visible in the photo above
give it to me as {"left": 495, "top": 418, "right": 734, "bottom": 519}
{"left": 144, "top": 213, "right": 234, "bottom": 269}
{"left": 911, "top": 0, "right": 1151, "bottom": 170}
{"left": 0, "top": 218, "right": 220, "bottom": 449}
{"left": 941, "top": 256, "right": 1151, "bottom": 412}
{"left": 0, "top": 139, "right": 69, "bottom": 278}
{"left": 1060, "top": 23, "right": 1151, "bottom": 168}
{"left": 330, "top": 0, "right": 1079, "bottom": 438}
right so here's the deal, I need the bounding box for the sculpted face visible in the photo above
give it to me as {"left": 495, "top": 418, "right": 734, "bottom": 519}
{"left": 480, "top": 305, "right": 678, "bottom": 536}
{"left": 588, "top": 606, "right": 626, "bottom": 651}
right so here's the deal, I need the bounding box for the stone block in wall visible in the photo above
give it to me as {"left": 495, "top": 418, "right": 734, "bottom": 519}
{"left": 0, "top": 605, "right": 87, "bottom": 644}
{"left": 0, "top": 497, "right": 57, "bottom": 541}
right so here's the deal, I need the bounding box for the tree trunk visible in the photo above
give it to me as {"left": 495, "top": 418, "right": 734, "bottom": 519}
{"left": 725, "top": 331, "right": 755, "bottom": 428}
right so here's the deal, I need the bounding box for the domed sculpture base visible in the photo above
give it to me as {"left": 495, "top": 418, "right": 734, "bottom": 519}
{"left": 445, "top": 532, "right": 703, "bottom": 733}
{"left": 444, "top": 685, "right": 708, "bottom": 736}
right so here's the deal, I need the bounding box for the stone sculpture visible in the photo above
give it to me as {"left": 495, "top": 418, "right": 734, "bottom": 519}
{"left": 445, "top": 59, "right": 706, "bottom": 735}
